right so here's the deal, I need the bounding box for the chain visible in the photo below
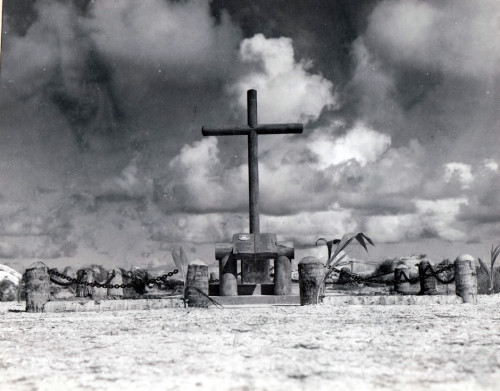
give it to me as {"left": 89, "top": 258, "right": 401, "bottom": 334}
{"left": 48, "top": 269, "right": 179, "bottom": 289}
{"left": 193, "top": 263, "right": 456, "bottom": 287}
{"left": 334, "top": 263, "right": 455, "bottom": 285}
{"left": 333, "top": 267, "right": 394, "bottom": 285}
{"left": 423, "top": 263, "right": 455, "bottom": 284}
{"left": 397, "top": 272, "right": 422, "bottom": 285}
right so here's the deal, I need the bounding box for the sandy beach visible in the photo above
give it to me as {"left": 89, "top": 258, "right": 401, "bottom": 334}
{"left": 1, "top": 295, "right": 500, "bottom": 391}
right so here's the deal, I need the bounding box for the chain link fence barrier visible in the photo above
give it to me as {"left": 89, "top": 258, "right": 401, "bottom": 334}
{"left": 207, "top": 263, "right": 456, "bottom": 286}
{"left": 332, "top": 263, "right": 456, "bottom": 285}
{"left": 48, "top": 269, "right": 179, "bottom": 290}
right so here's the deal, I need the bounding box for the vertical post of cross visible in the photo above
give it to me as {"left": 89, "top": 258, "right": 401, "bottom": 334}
{"left": 202, "top": 89, "right": 303, "bottom": 285}
{"left": 202, "top": 89, "right": 302, "bottom": 235}
{"left": 247, "top": 90, "right": 259, "bottom": 234}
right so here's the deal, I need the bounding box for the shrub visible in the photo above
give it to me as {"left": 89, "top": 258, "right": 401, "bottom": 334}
{"left": 373, "top": 258, "right": 397, "bottom": 276}
{"left": 0, "top": 280, "right": 17, "bottom": 302}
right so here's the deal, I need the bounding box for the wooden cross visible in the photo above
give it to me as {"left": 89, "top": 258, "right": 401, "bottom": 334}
{"left": 202, "top": 89, "right": 303, "bottom": 234}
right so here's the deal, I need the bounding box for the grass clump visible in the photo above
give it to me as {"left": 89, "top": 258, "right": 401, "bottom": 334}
{"left": 316, "top": 233, "right": 374, "bottom": 301}
{"left": 478, "top": 245, "right": 500, "bottom": 294}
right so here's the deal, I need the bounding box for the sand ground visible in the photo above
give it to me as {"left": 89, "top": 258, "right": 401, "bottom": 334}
{"left": 1, "top": 295, "right": 500, "bottom": 391}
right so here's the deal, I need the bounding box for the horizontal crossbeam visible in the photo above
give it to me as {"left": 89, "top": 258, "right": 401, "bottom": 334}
{"left": 202, "top": 123, "right": 303, "bottom": 136}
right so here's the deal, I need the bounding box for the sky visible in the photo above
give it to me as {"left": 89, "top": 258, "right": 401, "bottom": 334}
{"left": 0, "top": 0, "right": 499, "bottom": 273}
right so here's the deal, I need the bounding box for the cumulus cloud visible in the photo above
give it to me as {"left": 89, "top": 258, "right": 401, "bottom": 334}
{"left": 149, "top": 212, "right": 246, "bottom": 244}
{"left": 415, "top": 198, "right": 469, "bottom": 240}
{"left": 100, "top": 155, "right": 154, "bottom": 201}
{"left": 150, "top": 198, "right": 357, "bottom": 247}
{"left": 308, "top": 122, "right": 391, "bottom": 168}
{"left": 164, "top": 115, "right": 420, "bottom": 224}
{"left": 162, "top": 137, "right": 246, "bottom": 213}
{"left": 322, "top": 139, "right": 426, "bottom": 215}
{"left": 366, "top": 198, "right": 468, "bottom": 243}
{"left": 1, "top": 0, "right": 499, "bottom": 267}
{"left": 444, "top": 163, "right": 474, "bottom": 190}
{"left": 484, "top": 159, "right": 499, "bottom": 172}
{"left": 87, "top": 0, "right": 240, "bottom": 82}
{"left": 366, "top": 0, "right": 500, "bottom": 77}
{"left": 342, "top": 0, "right": 499, "bottom": 248}
{"left": 351, "top": 0, "right": 500, "bottom": 154}
{"left": 0, "top": 199, "right": 77, "bottom": 259}
{"left": 162, "top": 33, "right": 339, "bottom": 217}
{"left": 262, "top": 210, "right": 357, "bottom": 248}
{"left": 0, "top": 242, "right": 19, "bottom": 259}
{"left": 229, "top": 34, "right": 336, "bottom": 123}
{"left": 456, "top": 162, "right": 500, "bottom": 225}
{"left": 163, "top": 122, "right": 339, "bottom": 217}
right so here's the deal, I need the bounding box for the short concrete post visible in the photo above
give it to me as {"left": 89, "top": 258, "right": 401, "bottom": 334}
{"left": 107, "top": 269, "right": 123, "bottom": 297}
{"left": 92, "top": 269, "right": 108, "bottom": 299}
{"left": 76, "top": 268, "right": 93, "bottom": 298}
{"left": 419, "top": 260, "right": 438, "bottom": 295}
{"left": 219, "top": 254, "right": 237, "bottom": 296}
{"left": 298, "top": 256, "right": 324, "bottom": 305}
{"left": 186, "top": 260, "right": 209, "bottom": 307}
{"left": 274, "top": 255, "right": 291, "bottom": 295}
{"left": 394, "top": 264, "right": 410, "bottom": 294}
{"left": 455, "top": 254, "right": 477, "bottom": 304}
{"left": 25, "top": 262, "right": 50, "bottom": 313}
{"left": 122, "top": 271, "right": 136, "bottom": 298}
{"left": 62, "top": 266, "right": 77, "bottom": 294}
{"left": 209, "top": 272, "right": 217, "bottom": 282}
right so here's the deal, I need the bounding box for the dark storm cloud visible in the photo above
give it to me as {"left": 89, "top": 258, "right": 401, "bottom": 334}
{"left": 2, "top": 0, "right": 125, "bottom": 152}
{"left": 0, "top": 0, "right": 499, "bottom": 266}
{"left": 2, "top": 0, "right": 243, "bottom": 155}
{"left": 0, "top": 0, "right": 250, "bottom": 264}
{"left": 211, "top": 0, "right": 378, "bottom": 83}
{"left": 0, "top": 194, "right": 78, "bottom": 259}
{"left": 48, "top": 46, "right": 123, "bottom": 150}
{"left": 2, "top": 0, "right": 38, "bottom": 36}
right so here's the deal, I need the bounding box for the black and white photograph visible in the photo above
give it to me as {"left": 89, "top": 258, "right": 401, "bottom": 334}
{"left": 0, "top": 0, "right": 499, "bottom": 390}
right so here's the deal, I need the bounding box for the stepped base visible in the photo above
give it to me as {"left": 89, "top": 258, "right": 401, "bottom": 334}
{"left": 323, "top": 294, "right": 463, "bottom": 305}
{"left": 209, "top": 283, "right": 276, "bottom": 296}
{"left": 33, "top": 293, "right": 463, "bottom": 312}
{"left": 208, "top": 294, "right": 300, "bottom": 306}
{"left": 42, "top": 297, "right": 184, "bottom": 312}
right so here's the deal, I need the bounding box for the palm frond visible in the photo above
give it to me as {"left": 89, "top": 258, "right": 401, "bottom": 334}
{"left": 316, "top": 232, "right": 374, "bottom": 303}
{"left": 317, "top": 252, "right": 351, "bottom": 302}
{"left": 491, "top": 245, "right": 500, "bottom": 268}
{"left": 355, "top": 233, "right": 368, "bottom": 252}
{"left": 172, "top": 249, "right": 185, "bottom": 281}
{"left": 363, "top": 234, "right": 375, "bottom": 247}
{"left": 478, "top": 257, "right": 491, "bottom": 278}
{"left": 324, "top": 252, "right": 349, "bottom": 280}
{"left": 316, "top": 238, "right": 331, "bottom": 260}
{"left": 180, "top": 246, "right": 189, "bottom": 269}
{"left": 315, "top": 238, "right": 327, "bottom": 247}
{"left": 328, "top": 233, "right": 374, "bottom": 268}
{"left": 328, "top": 233, "right": 355, "bottom": 267}
{"left": 316, "top": 238, "right": 340, "bottom": 261}
{"left": 356, "top": 233, "right": 375, "bottom": 250}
